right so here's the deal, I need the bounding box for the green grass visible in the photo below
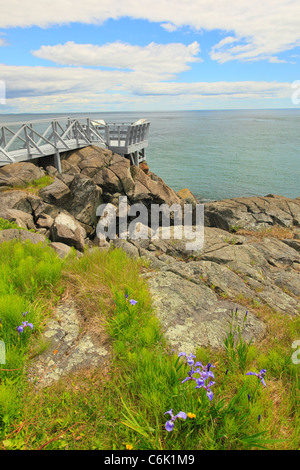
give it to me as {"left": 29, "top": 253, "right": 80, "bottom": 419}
{"left": 2, "top": 175, "right": 54, "bottom": 194}
{"left": 0, "top": 240, "right": 299, "bottom": 450}
{"left": 0, "top": 239, "right": 64, "bottom": 443}
{"left": 0, "top": 218, "right": 20, "bottom": 231}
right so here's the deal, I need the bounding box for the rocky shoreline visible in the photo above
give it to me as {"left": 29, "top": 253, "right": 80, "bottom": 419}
{"left": 0, "top": 145, "right": 299, "bottom": 359}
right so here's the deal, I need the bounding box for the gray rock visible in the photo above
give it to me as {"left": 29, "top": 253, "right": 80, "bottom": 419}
{"left": 36, "top": 213, "right": 54, "bottom": 230}
{"left": 45, "top": 165, "right": 59, "bottom": 177}
{"left": 50, "top": 212, "right": 86, "bottom": 251}
{"left": 60, "top": 160, "right": 80, "bottom": 176}
{"left": 93, "top": 167, "right": 123, "bottom": 194}
{"left": 49, "top": 241, "right": 72, "bottom": 258}
{"left": 67, "top": 174, "right": 102, "bottom": 227}
{"left": 0, "top": 208, "right": 36, "bottom": 230}
{"left": 282, "top": 238, "right": 300, "bottom": 253}
{"left": 0, "top": 190, "right": 41, "bottom": 214}
{"left": 129, "top": 166, "right": 182, "bottom": 207}
{"left": 34, "top": 201, "right": 60, "bottom": 219}
{"left": 112, "top": 238, "right": 140, "bottom": 258}
{"left": 27, "top": 301, "right": 109, "bottom": 388}
{"left": 0, "top": 161, "right": 45, "bottom": 187}
{"left": 0, "top": 228, "right": 47, "bottom": 246}
{"left": 205, "top": 195, "right": 300, "bottom": 231}
{"left": 146, "top": 270, "right": 266, "bottom": 353}
{"left": 19, "top": 230, "right": 47, "bottom": 245}
{"left": 0, "top": 228, "right": 20, "bottom": 243}
{"left": 38, "top": 177, "right": 71, "bottom": 204}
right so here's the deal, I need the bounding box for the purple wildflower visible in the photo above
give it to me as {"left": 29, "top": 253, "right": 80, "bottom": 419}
{"left": 195, "top": 378, "right": 215, "bottom": 401}
{"left": 178, "top": 352, "right": 196, "bottom": 367}
{"left": 22, "top": 311, "right": 28, "bottom": 317}
{"left": 246, "top": 369, "right": 267, "bottom": 387}
{"left": 129, "top": 299, "right": 137, "bottom": 305}
{"left": 179, "top": 352, "right": 215, "bottom": 401}
{"left": 17, "top": 321, "right": 33, "bottom": 333}
{"left": 164, "top": 409, "right": 187, "bottom": 432}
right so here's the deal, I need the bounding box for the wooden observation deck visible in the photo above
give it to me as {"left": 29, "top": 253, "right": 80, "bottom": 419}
{"left": 0, "top": 117, "right": 150, "bottom": 172}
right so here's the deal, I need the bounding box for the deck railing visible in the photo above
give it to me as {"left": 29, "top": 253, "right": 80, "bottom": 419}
{"left": 0, "top": 117, "right": 150, "bottom": 170}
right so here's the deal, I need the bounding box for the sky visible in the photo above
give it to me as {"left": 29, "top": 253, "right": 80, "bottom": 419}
{"left": 0, "top": 0, "right": 300, "bottom": 113}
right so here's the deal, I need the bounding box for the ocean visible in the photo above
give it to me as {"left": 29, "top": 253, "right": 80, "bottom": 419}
{"left": 1, "top": 109, "right": 299, "bottom": 202}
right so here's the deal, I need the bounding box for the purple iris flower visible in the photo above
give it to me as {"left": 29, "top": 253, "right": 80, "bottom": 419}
{"left": 179, "top": 353, "right": 201, "bottom": 384}
{"left": 129, "top": 299, "right": 137, "bottom": 305}
{"left": 195, "top": 379, "right": 215, "bottom": 401}
{"left": 22, "top": 311, "right": 28, "bottom": 317}
{"left": 17, "top": 321, "right": 33, "bottom": 333}
{"left": 246, "top": 369, "right": 267, "bottom": 387}
{"left": 164, "top": 409, "right": 187, "bottom": 432}
{"left": 178, "top": 352, "right": 196, "bottom": 367}
{"left": 179, "top": 352, "right": 215, "bottom": 400}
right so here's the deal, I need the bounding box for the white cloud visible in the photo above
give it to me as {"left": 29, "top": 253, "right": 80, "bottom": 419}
{"left": 32, "top": 41, "right": 202, "bottom": 74}
{"left": 0, "top": 65, "right": 291, "bottom": 105}
{"left": 0, "top": 32, "right": 7, "bottom": 46}
{"left": 132, "top": 80, "right": 292, "bottom": 99}
{"left": 0, "top": 0, "right": 299, "bottom": 62}
{"left": 0, "top": 63, "right": 160, "bottom": 96}
{"left": 160, "top": 23, "right": 178, "bottom": 32}
{"left": 210, "top": 35, "right": 292, "bottom": 63}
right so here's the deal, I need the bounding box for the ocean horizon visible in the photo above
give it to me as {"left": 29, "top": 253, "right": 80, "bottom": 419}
{"left": 1, "top": 108, "right": 299, "bottom": 202}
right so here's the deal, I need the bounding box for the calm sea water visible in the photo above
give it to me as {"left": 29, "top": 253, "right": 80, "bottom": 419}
{"left": 1, "top": 109, "right": 299, "bottom": 201}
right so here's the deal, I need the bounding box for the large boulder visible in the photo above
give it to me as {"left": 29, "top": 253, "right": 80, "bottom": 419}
{"left": 50, "top": 212, "right": 86, "bottom": 251}
{"left": 146, "top": 270, "right": 266, "bottom": 353}
{"left": 205, "top": 195, "right": 300, "bottom": 231}
{"left": 38, "top": 178, "right": 71, "bottom": 205}
{"left": 0, "top": 228, "right": 46, "bottom": 245}
{"left": 129, "top": 165, "right": 182, "bottom": 207}
{"left": 0, "top": 162, "right": 45, "bottom": 188}
{"left": 0, "top": 190, "right": 41, "bottom": 214}
{"left": 66, "top": 174, "right": 102, "bottom": 229}
{"left": 0, "top": 208, "right": 35, "bottom": 230}
{"left": 49, "top": 241, "right": 72, "bottom": 259}
{"left": 93, "top": 167, "right": 123, "bottom": 195}
{"left": 177, "top": 188, "right": 199, "bottom": 205}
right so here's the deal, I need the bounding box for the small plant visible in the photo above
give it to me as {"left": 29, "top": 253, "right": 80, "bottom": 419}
{"left": 229, "top": 224, "right": 242, "bottom": 233}
{"left": 223, "top": 308, "right": 252, "bottom": 373}
{"left": 163, "top": 348, "right": 274, "bottom": 449}
{"left": 0, "top": 218, "right": 19, "bottom": 231}
{"left": 10, "top": 175, "right": 54, "bottom": 194}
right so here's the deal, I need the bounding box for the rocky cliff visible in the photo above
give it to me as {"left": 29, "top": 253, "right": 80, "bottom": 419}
{"left": 0, "top": 145, "right": 299, "bottom": 354}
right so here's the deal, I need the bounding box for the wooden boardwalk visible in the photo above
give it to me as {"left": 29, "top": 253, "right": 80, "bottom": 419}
{"left": 0, "top": 117, "right": 150, "bottom": 171}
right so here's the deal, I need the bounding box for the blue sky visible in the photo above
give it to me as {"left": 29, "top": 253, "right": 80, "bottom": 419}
{"left": 0, "top": 0, "right": 300, "bottom": 113}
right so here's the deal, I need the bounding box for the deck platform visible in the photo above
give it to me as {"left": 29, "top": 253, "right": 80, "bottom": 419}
{"left": 0, "top": 117, "right": 150, "bottom": 171}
